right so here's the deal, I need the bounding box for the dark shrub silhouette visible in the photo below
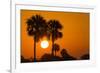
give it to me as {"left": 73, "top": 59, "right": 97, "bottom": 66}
{"left": 61, "top": 49, "right": 76, "bottom": 60}
{"left": 52, "top": 56, "right": 63, "bottom": 61}
{"left": 40, "top": 53, "right": 62, "bottom": 62}
{"left": 47, "top": 20, "right": 63, "bottom": 56}
{"left": 40, "top": 53, "right": 52, "bottom": 61}
{"left": 26, "top": 15, "right": 47, "bottom": 62}
{"left": 21, "top": 56, "right": 31, "bottom": 63}
{"left": 80, "top": 54, "right": 89, "bottom": 60}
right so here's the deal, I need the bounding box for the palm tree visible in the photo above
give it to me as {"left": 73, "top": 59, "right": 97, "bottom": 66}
{"left": 26, "top": 15, "right": 47, "bottom": 62}
{"left": 47, "top": 20, "right": 63, "bottom": 56}
{"left": 53, "top": 44, "right": 60, "bottom": 56}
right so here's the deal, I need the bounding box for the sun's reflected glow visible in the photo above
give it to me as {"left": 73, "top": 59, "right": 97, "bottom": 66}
{"left": 41, "top": 40, "right": 49, "bottom": 49}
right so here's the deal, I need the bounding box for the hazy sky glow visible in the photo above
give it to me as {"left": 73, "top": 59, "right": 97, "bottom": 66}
{"left": 21, "top": 10, "right": 89, "bottom": 60}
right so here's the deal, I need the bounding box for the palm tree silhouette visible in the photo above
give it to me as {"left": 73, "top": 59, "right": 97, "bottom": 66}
{"left": 47, "top": 20, "right": 63, "bottom": 56}
{"left": 26, "top": 15, "right": 47, "bottom": 62}
{"left": 53, "top": 43, "right": 60, "bottom": 56}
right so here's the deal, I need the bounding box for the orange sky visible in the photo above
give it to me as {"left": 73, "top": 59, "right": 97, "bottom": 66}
{"left": 21, "top": 10, "right": 89, "bottom": 60}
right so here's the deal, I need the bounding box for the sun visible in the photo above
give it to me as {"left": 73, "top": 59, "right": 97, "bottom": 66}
{"left": 41, "top": 40, "right": 49, "bottom": 49}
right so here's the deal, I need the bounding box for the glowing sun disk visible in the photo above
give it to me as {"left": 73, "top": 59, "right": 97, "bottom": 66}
{"left": 41, "top": 40, "right": 49, "bottom": 49}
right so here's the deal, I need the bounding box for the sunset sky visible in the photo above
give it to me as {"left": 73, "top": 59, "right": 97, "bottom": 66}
{"left": 21, "top": 10, "right": 89, "bottom": 60}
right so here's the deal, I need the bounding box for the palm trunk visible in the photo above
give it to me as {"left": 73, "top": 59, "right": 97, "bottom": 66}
{"left": 52, "top": 36, "right": 54, "bottom": 56}
{"left": 34, "top": 36, "right": 36, "bottom": 62}
{"left": 55, "top": 51, "right": 56, "bottom": 56}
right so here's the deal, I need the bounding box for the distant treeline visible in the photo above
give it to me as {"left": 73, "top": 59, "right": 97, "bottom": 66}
{"left": 21, "top": 48, "right": 89, "bottom": 63}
